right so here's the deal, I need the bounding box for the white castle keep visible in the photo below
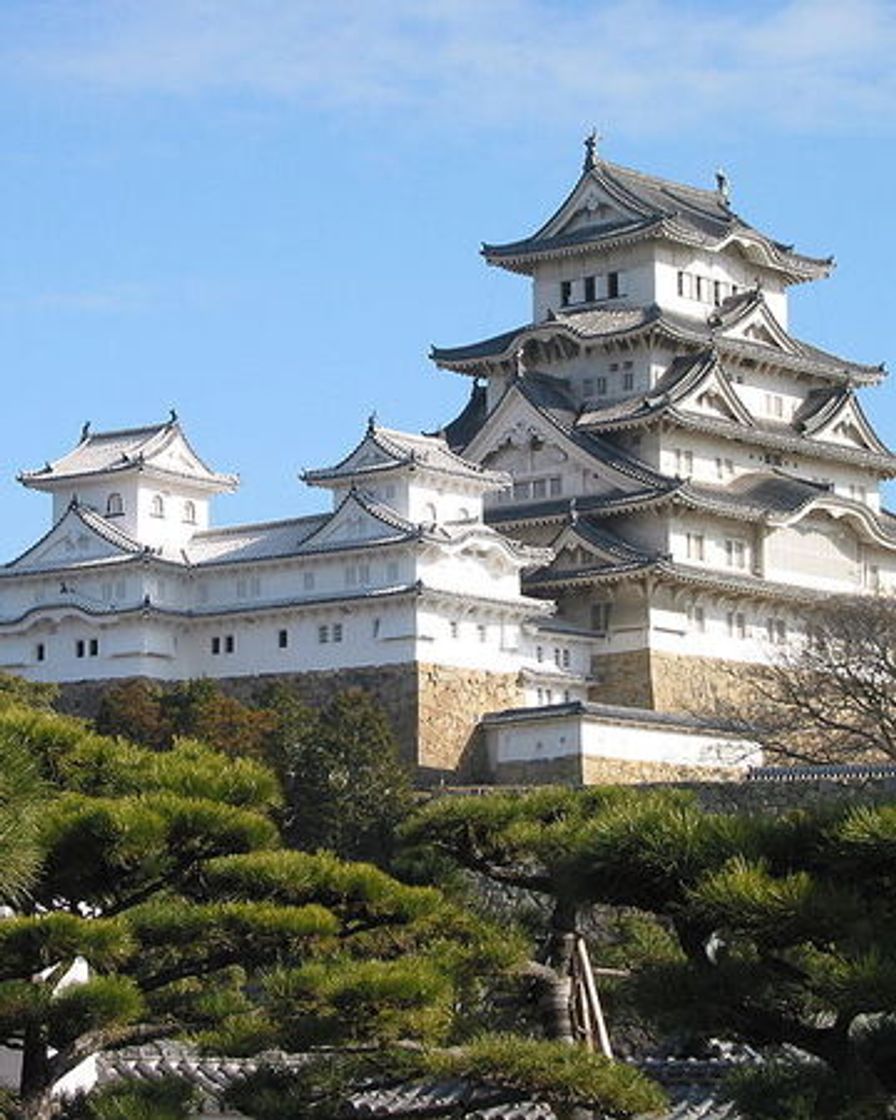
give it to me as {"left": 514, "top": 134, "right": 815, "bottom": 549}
{"left": 2, "top": 142, "right": 892, "bottom": 783}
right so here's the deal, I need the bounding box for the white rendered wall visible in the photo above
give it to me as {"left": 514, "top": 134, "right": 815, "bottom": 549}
{"left": 486, "top": 712, "right": 760, "bottom": 772}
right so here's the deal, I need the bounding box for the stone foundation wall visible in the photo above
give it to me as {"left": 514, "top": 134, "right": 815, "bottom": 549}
{"left": 416, "top": 664, "right": 523, "bottom": 783}
{"left": 593, "top": 649, "right": 763, "bottom": 716}
{"left": 55, "top": 663, "right": 523, "bottom": 785}
{"left": 491, "top": 755, "right": 582, "bottom": 786}
{"left": 581, "top": 756, "right": 742, "bottom": 786}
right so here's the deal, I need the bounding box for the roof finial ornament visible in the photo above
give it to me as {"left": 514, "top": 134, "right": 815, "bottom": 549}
{"left": 80, "top": 421, "right": 91, "bottom": 443}
{"left": 168, "top": 408, "right": 178, "bottom": 425}
{"left": 367, "top": 411, "right": 378, "bottom": 433}
{"left": 715, "top": 167, "right": 731, "bottom": 206}
{"left": 583, "top": 129, "right": 601, "bottom": 172}
{"left": 514, "top": 347, "right": 527, "bottom": 379}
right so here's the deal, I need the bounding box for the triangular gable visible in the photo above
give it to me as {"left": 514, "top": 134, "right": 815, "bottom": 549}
{"left": 7, "top": 505, "right": 142, "bottom": 573}
{"left": 527, "top": 166, "right": 653, "bottom": 244}
{"left": 549, "top": 521, "right": 646, "bottom": 568}
{"left": 309, "top": 431, "right": 401, "bottom": 482}
{"left": 804, "top": 393, "right": 892, "bottom": 455}
{"left": 673, "top": 356, "right": 755, "bottom": 427}
{"left": 716, "top": 295, "right": 799, "bottom": 355}
{"left": 297, "top": 491, "right": 415, "bottom": 552}
{"left": 141, "top": 426, "right": 235, "bottom": 486}
{"left": 463, "top": 382, "right": 651, "bottom": 498}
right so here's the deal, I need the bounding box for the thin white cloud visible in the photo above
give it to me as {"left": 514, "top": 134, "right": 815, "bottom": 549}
{"left": 4, "top": 0, "right": 896, "bottom": 134}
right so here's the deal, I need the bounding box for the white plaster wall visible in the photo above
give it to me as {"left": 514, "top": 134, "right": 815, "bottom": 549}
{"left": 487, "top": 711, "right": 759, "bottom": 769}
{"left": 531, "top": 244, "right": 654, "bottom": 321}
{"left": 653, "top": 244, "right": 789, "bottom": 328}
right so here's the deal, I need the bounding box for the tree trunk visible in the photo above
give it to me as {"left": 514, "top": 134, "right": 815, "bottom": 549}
{"left": 19, "top": 1021, "right": 55, "bottom": 1120}
{"left": 536, "top": 900, "right": 579, "bottom": 1044}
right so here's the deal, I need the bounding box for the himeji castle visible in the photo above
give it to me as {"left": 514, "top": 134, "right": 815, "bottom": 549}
{"left": 1, "top": 140, "right": 892, "bottom": 784}
{"left": 433, "top": 137, "right": 896, "bottom": 729}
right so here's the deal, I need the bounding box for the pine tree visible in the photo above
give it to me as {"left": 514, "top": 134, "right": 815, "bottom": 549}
{"left": 405, "top": 786, "right": 896, "bottom": 1120}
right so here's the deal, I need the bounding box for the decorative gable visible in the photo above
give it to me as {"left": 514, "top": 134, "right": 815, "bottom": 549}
{"left": 7, "top": 506, "right": 141, "bottom": 573}
{"left": 298, "top": 492, "right": 413, "bottom": 552}
{"left": 719, "top": 299, "right": 798, "bottom": 354}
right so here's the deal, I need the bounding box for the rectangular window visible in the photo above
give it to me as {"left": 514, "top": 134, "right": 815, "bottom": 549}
{"left": 211, "top": 636, "right": 221, "bottom": 655}
{"left": 278, "top": 629, "right": 288, "bottom": 649}
{"left": 450, "top": 621, "right": 459, "bottom": 639}
{"left": 532, "top": 478, "right": 547, "bottom": 499}
{"left": 695, "top": 276, "right": 707, "bottom": 302}
{"left": 36, "top": 643, "right": 45, "bottom": 662}
{"left": 686, "top": 604, "right": 706, "bottom": 633}
{"left": 554, "top": 647, "right": 562, "bottom": 667}
{"left": 677, "top": 270, "right": 686, "bottom": 297}
{"left": 623, "top": 371, "right": 634, "bottom": 391}
{"left": 675, "top": 449, "right": 694, "bottom": 477}
{"left": 766, "top": 618, "right": 787, "bottom": 645}
{"left": 591, "top": 602, "right": 611, "bottom": 634}
{"left": 596, "top": 376, "right": 608, "bottom": 395}
{"left": 583, "top": 275, "right": 596, "bottom": 302}
{"left": 75, "top": 639, "right": 85, "bottom": 658}
{"left": 582, "top": 378, "right": 594, "bottom": 397}
{"left": 724, "top": 539, "right": 746, "bottom": 569}
{"left": 727, "top": 611, "right": 746, "bottom": 640}
{"left": 607, "top": 271, "right": 620, "bottom": 298}
{"left": 560, "top": 280, "right": 572, "bottom": 307}
{"left": 549, "top": 476, "right": 562, "bottom": 496}
{"left": 88, "top": 638, "right": 99, "bottom": 657}
{"left": 512, "top": 481, "right": 531, "bottom": 501}
{"left": 318, "top": 625, "right": 329, "bottom": 644}
{"left": 536, "top": 645, "right": 544, "bottom": 662}
{"left": 224, "top": 634, "right": 235, "bottom": 654}
{"left": 561, "top": 648, "right": 571, "bottom": 669}
{"left": 477, "top": 624, "right": 487, "bottom": 643}
{"left": 685, "top": 533, "right": 705, "bottom": 562}
{"left": 333, "top": 623, "right": 343, "bottom": 643}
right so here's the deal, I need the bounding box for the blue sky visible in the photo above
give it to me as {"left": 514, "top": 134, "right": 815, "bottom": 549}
{"left": 1, "top": 0, "right": 895, "bottom": 552}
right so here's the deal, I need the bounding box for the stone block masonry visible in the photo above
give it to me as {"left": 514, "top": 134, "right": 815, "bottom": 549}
{"left": 56, "top": 662, "right": 524, "bottom": 786}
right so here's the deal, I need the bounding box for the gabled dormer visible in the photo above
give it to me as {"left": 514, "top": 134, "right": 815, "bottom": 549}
{"left": 479, "top": 139, "right": 831, "bottom": 329}
{"left": 303, "top": 419, "right": 509, "bottom": 525}
{"left": 19, "top": 415, "right": 237, "bottom": 556}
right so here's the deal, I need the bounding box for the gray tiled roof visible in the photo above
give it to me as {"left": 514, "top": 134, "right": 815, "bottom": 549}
{"left": 305, "top": 425, "right": 505, "bottom": 486}
{"left": 481, "top": 158, "right": 829, "bottom": 284}
{"left": 185, "top": 514, "right": 330, "bottom": 565}
{"left": 20, "top": 420, "right": 237, "bottom": 488}
{"left": 96, "top": 1045, "right": 740, "bottom": 1119}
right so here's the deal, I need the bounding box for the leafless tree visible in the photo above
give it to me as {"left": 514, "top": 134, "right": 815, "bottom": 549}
{"left": 719, "top": 594, "right": 896, "bottom": 765}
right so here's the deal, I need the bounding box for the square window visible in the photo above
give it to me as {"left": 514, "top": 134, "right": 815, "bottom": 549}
{"left": 278, "top": 629, "right": 288, "bottom": 649}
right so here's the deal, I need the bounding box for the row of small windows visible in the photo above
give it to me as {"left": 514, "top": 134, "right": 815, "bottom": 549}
{"left": 684, "top": 532, "right": 748, "bottom": 569}
{"left": 560, "top": 271, "right": 623, "bottom": 308}
{"left": 582, "top": 360, "right": 636, "bottom": 398}
{"left": 677, "top": 271, "right": 739, "bottom": 306}
{"left": 34, "top": 638, "right": 99, "bottom": 662}
{"left": 494, "top": 476, "right": 563, "bottom": 505}
{"left": 210, "top": 622, "right": 348, "bottom": 655}
{"left": 685, "top": 605, "right": 787, "bottom": 644}
{"left": 535, "top": 687, "right": 573, "bottom": 705}
{"left": 675, "top": 450, "right": 737, "bottom": 481}
{"left": 105, "top": 493, "right": 197, "bottom": 524}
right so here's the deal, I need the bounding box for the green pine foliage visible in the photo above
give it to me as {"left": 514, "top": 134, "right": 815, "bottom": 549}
{"left": 3, "top": 698, "right": 648, "bottom": 1120}
{"left": 406, "top": 787, "right": 896, "bottom": 1119}
{"left": 268, "top": 686, "right": 414, "bottom": 865}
